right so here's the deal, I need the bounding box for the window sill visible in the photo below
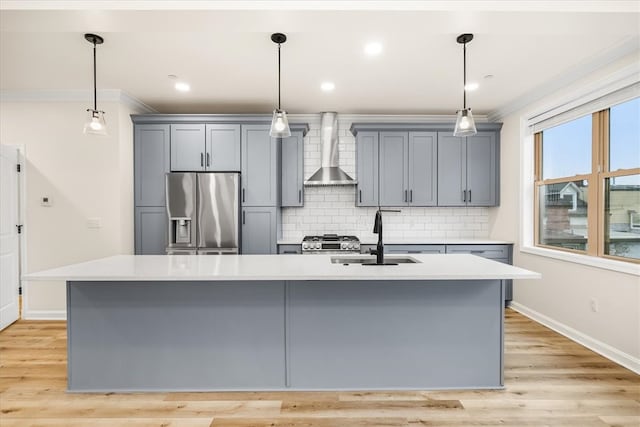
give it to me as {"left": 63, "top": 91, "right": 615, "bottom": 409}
{"left": 520, "top": 245, "right": 640, "bottom": 276}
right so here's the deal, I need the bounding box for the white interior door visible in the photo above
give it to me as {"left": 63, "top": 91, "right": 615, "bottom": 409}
{"left": 0, "top": 145, "right": 21, "bottom": 330}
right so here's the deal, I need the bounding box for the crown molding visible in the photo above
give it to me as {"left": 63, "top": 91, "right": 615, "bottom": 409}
{"left": 487, "top": 36, "right": 640, "bottom": 122}
{"left": 0, "top": 89, "right": 156, "bottom": 113}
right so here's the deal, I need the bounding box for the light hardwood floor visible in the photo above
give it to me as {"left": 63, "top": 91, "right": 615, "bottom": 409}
{"left": 0, "top": 309, "right": 638, "bottom": 427}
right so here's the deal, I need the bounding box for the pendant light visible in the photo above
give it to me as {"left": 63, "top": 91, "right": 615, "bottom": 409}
{"left": 453, "top": 33, "right": 477, "bottom": 137}
{"left": 269, "top": 33, "right": 291, "bottom": 137}
{"left": 83, "top": 33, "right": 107, "bottom": 136}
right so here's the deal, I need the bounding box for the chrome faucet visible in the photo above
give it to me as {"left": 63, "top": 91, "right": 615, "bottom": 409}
{"left": 369, "top": 209, "right": 400, "bottom": 265}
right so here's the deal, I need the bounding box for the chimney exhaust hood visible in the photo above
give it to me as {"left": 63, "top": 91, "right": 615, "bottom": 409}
{"left": 304, "top": 112, "right": 357, "bottom": 186}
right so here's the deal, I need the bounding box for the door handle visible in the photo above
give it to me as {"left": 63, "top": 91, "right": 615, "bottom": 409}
{"left": 242, "top": 189, "right": 245, "bottom": 203}
{"left": 410, "top": 189, "right": 413, "bottom": 203}
{"left": 468, "top": 189, "right": 472, "bottom": 203}
{"left": 242, "top": 210, "right": 246, "bottom": 224}
{"left": 463, "top": 190, "right": 467, "bottom": 202}
{"left": 298, "top": 189, "right": 302, "bottom": 203}
{"left": 359, "top": 190, "right": 362, "bottom": 203}
{"left": 206, "top": 152, "right": 211, "bottom": 167}
{"left": 200, "top": 152, "right": 204, "bottom": 167}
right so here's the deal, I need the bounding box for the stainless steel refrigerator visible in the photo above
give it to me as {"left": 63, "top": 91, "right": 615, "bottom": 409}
{"left": 165, "top": 172, "right": 240, "bottom": 254}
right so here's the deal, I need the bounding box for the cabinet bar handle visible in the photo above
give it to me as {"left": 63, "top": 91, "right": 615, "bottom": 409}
{"left": 404, "top": 190, "right": 408, "bottom": 202}
{"left": 359, "top": 190, "right": 362, "bottom": 203}
{"left": 242, "top": 210, "right": 246, "bottom": 224}
{"left": 206, "top": 152, "right": 211, "bottom": 167}
{"left": 410, "top": 189, "right": 413, "bottom": 203}
{"left": 408, "top": 250, "right": 421, "bottom": 254}
{"left": 298, "top": 189, "right": 302, "bottom": 203}
{"left": 242, "top": 189, "right": 245, "bottom": 203}
{"left": 463, "top": 190, "right": 467, "bottom": 202}
{"left": 469, "top": 189, "right": 472, "bottom": 203}
{"left": 200, "top": 153, "right": 204, "bottom": 167}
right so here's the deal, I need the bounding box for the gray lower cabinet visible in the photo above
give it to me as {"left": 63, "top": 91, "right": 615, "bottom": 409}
{"left": 278, "top": 244, "right": 302, "bottom": 254}
{"left": 135, "top": 207, "right": 167, "bottom": 255}
{"left": 241, "top": 125, "right": 279, "bottom": 207}
{"left": 437, "top": 131, "right": 498, "bottom": 207}
{"left": 241, "top": 207, "right": 277, "bottom": 254}
{"left": 134, "top": 124, "right": 170, "bottom": 207}
{"left": 281, "top": 131, "right": 304, "bottom": 207}
{"left": 445, "top": 244, "right": 513, "bottom": 301}
{"left": 355, "top": 131, "right": 379, "bottom": 207}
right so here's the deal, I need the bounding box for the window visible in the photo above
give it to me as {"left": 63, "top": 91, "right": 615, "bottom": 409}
{"left": 534, "top": 97, "right": 640, "bottom": 263}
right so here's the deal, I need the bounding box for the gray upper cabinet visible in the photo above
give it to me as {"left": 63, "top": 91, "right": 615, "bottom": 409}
{"left": 241, "top": 207, "right": 277, "bottom": 254}
{"left": 437, "top": 131, "right": 498, "bottom": 207}
{"left": 466, "top": 133, "right": 497, "bottom": 206}
{"left": 379, "top": 132, "right": 409, "bottom": 206}
{"left": 408, "top": 132, "right": 437, "bottom": 206}
{"left": 134, "top": 124, "right": 170, "bottom": 207}
{"left": 437, "top": 134, "right": 467, "bottom": 207}
{"left": 355, "top": 132, "right": 379, "bottom": 207}
{"left": 205, "top": 124, "right": 241, "bottom": 171}
{"left": 241, "top": 125, "right": 279, "bottom": 207}
{"left": 171, "top": 124, "right": 206, "bottom": 171}
{"left": 281, "top": 130, "right": 304, "bottom": 207}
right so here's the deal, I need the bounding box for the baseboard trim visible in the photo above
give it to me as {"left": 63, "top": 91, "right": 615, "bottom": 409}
{"left": 22, "top": 310, "right": 66, "bottom": 321}
{"left": 510, "top": 301, "right": 640, "bottom": 374}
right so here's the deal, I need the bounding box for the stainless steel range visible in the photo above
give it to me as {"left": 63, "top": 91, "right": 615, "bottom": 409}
{"left": 302, "top": 234, "right": 360, "bottom": 254}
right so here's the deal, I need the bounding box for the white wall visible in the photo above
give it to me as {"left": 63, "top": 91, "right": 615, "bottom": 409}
{"left": 491, "top": 53, "right": 640, "bottom": 371}
{"left": 282, "top": 117, "right": 490, "bottom": 242}
{"left": 0, "top": 96, "right": 148, "bottom": 318}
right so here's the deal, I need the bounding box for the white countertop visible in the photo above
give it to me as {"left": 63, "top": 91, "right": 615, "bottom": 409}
{"left": 24, "top": 254, "right": 540, "bottom": 282}
{"left": 277, "top": 238, "right": 513, "bottom": 245}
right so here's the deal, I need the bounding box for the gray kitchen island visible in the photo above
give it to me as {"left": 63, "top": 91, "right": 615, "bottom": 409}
{"left": 25, "top": 254, "right": 539, "bottom": 392}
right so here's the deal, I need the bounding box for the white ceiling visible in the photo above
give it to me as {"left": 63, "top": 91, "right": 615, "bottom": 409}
{"left": 1, "top": 1, "right": 639, "bottom": 115}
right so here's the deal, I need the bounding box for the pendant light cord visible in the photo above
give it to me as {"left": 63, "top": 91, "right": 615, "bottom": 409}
{"left": 277, "top": 42, "right": 281, "bottom": 110}
{"left": 92, "top": 40, "right": 97, "bottom": 111}
{"left": 462, "top": 41, "right": 466, "bottom": 110}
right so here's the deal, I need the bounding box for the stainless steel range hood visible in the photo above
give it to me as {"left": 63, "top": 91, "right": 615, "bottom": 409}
{"left": 304, "top": 112, "right": 357, "bottom": 186}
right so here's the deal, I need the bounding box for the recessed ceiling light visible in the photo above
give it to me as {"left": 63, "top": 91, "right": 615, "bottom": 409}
{"left": 364, "top": 42, "right": 383, "bottom": 56}
{"left": 175, "top": 82, "right": 190, "bottom": 92}
{"left": 464, "top": 82, "right": 479, "bottom": 91}
{"left": 321, "top": 82, "right": 335, "bottom": 92}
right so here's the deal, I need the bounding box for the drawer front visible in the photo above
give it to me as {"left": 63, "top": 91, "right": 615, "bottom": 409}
{"left": 278, "top": 244, "right": 302, "bottom": 254}
{"left": 385, "top": 245, "right": 446, "bottom": 254}
{"left": 445, "top": 244, "right": 510, "bottom": 259}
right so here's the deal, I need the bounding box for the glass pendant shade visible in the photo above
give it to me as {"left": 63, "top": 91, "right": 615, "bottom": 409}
{"left": 270, "top": 109, "right": 291, "bottom": 137}
{"left": 83, "top": 109, "right": 108, "bottom": 136}
{"left": 453, "top": 108, "right": 477, "bottom": 137}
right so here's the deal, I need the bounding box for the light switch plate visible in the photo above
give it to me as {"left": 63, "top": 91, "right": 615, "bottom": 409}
{"left": 86, "top": 217, "right": 102, "bottom": 229}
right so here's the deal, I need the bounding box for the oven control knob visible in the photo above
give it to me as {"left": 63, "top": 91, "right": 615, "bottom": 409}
{"left": 341, "top": 242, "right": 348, "bottom": 250}
{"left": 302, "top": 243, "right": 308, "bottom": 249}
{"left": 347, "top": 243, "right": 354, "bottom": 249}
{"left": 315, "top": 243, "right": 321, "bottom": 249}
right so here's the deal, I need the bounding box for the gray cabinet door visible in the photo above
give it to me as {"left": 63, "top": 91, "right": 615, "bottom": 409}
{"left": 134, "top": 124, "right": 170, "bottom": 206}
{"left": 170, "top": 124, "right": 205, "bottom": 171}
{"left": 356, "top": 132, "right": 379, "bottom": 207}
{"left": 205, "top": 124, "right": 241, "bottom": 171}
{"left": 241, "top": 207, "right": 277, "bottom": 254}
{"left": 466, "top": 132, "right": 497, "bottom": 206}
{"left": 437, "top": 133, "right": 466, "bottom": 206}
{"left": 379, "top": 132, "right": 408, "bottom": 207}
{"left": 408, "top": 132, "right": 437, "bottom": 206}
{"left": 280, "top": 131, "right": 304, "bottom": 207}
{"left": 135, "top": 206, "right": 167, "bottom": 255}
{"left": 241, "top": 125, "right": 278, "bottom": 207}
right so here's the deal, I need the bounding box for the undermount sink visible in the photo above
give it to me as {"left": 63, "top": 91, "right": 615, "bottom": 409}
{"left": 330, "top": 256, "right": 421, "bottom": 265}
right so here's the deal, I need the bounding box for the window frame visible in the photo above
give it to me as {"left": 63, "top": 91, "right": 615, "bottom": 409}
{"left": 533, "top": 105, "right": 640, "bottom": 264}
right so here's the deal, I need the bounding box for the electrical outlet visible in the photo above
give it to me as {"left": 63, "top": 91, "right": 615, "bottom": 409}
{"left": 589, "top": 298, "right": 599, "bottom": 313}
{"left": 86, "top": 217, "right": 102, "bottom": 229}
